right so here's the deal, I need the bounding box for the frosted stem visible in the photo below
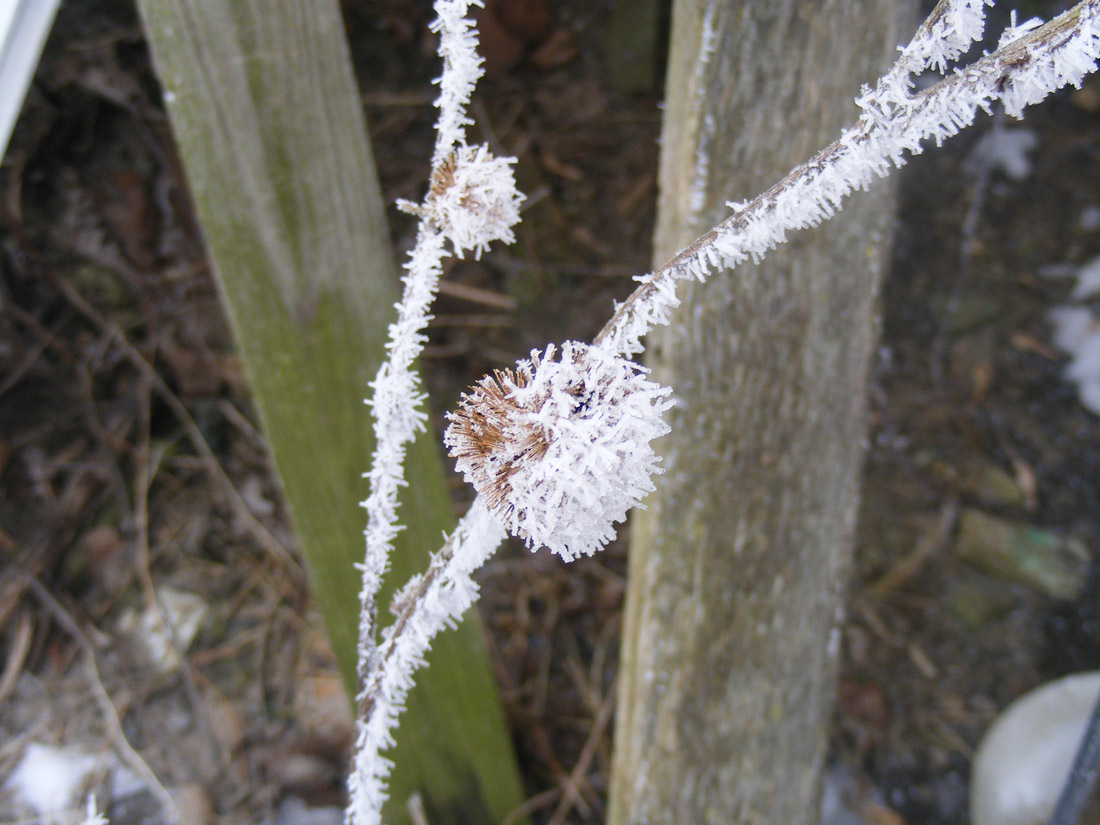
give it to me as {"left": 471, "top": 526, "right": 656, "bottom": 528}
{"left": 431, "top": 0, "right": 486, "bottom": 164}
{"left": 355, "top": 0, "right": 497, "bottom": 705}
{"left": 351, "top": 3, "right": 524, "bottom": 822}
{"left": 357, "top": 223, "right": 447, "bottom": 691}
{"left": 596, "top": 1, "right": 1100, "bottom": 358}
{"left": 347, "top": 501, "right": 506, "bottom": 825}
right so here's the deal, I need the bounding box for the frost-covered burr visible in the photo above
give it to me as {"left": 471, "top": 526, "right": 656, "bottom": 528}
{"left": 445, "top": 341, "right": 674, "bottom": 561}
{"left": 400, "top": 144, "right": 523, "bottom": 260}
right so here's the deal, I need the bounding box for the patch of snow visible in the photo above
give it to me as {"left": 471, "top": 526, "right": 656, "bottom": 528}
{"left": 1047, "top": 258, "right": 1100, "bottom": 415}
{"left": 1071, "top": 254, "right": 1100, "bottom": 300}
{"left": 275, "top": 796, "right": 343, "bottom": 825}
{"left": 1078, "top": 205, "right": 1100, "bottom": 231}
{"left": 965, "top": 127, "right": 1039, "bottom": 181}
{"left": 1049, "top": 309, "right": 1100, "bottom": 414}
{"left": 1048, "top": 306, "right": 1096, "bottom": 353}
{"left": 108, "top": 763, "right": 146, "bottom": 801}
{"left": 1079, "top": 377, "right": 1100, "bottom": 413}
{"left": 116, "top": 586, "right": 209, "bottom": 673}
{"left": 240, "top": 475, "right": 275, "bottom": 516}
{"left": 1064, "top": 328, "right": 1100, "bottom": 386}
{"left": 4, "top": 742, "right": 100, "bottom": 817}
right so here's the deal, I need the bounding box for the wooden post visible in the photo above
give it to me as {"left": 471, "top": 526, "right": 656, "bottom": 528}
{"left": 605, "top": 0, "right": 664, "bottom": 96}
{"left": 135, "top": 3, "right": 525, "bottom": 823}
{"left": 609, "top": 1, "right": 911, "bottom": 823}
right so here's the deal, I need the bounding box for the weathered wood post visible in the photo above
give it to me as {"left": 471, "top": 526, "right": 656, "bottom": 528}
{"left": 135, "top": 3, "right": 525, "bottom": 823}
{"left": 610, "top": 2, "right": 910, "bottom": 823}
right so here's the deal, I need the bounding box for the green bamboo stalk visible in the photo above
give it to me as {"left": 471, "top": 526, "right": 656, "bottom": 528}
{"left": 135, "top": 3, "right": 525, "bottom": 823}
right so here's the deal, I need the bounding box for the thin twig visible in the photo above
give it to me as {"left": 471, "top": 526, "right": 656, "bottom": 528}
{"left": 595, "top": 1, "right": 1100, "bottom": 357}
{"left": 41, "top": 265, "right": 301, "bottom": 575}
{"left": 0, "top": 612, "right": 33, "bottom": 706}
{"left": 500, "top": 787, "right": 562, "bottom": 825}
{"left": 930, "top": 109, "right": 1003, "bottom": 388}
{"left": 22, "top": 572, "right": 180, "bottom": 823}
{"left": 547, "top": 680, "right": 618, "bottom": 825}
{"left": 865, "top": 500, "right": 958, "bottom": 594}
{"left": 131, "top": 378, "right": 223, "bottom": 769}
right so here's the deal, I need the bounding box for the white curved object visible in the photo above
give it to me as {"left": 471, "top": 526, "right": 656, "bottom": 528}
{"left": 971, "top": 671, "right": 1100, "bottom": 825}
{"left": 0, "top": 0, "right": 62, "bottom": 162}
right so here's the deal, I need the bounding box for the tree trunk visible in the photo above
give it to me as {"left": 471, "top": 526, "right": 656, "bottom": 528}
{"left": 135, "top": 4, "right": 525, "bottom": 824}
{"left": 609, "top": 2, "right": 911, "bottom": 824}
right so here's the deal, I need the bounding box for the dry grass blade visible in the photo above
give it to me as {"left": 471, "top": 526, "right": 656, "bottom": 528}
{"left": 547, "top": 680, "right": 617, "bottom": 825}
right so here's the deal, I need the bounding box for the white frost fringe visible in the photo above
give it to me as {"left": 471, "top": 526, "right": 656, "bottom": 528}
{"left": 350, "top": 1, "right": 521, "bottom": 824}
{"left": 348, "top": 501, "right": 505, "bottom": 825}
{"left": 597, "top": 0, "right": 1100, "bottom": 357}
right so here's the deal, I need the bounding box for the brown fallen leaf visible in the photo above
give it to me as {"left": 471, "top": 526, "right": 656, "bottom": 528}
{"left": 474, "top": 5, "right": 526, "bottom": 78}
{"left": 491, "top": 0, "right": 553, "bottom": 43}
{"left": 80, "top": 524, "right": 132, "bottom": 596}
{"left": 159, "top": 335, "right": 234, "bottom": 398}
{"left": 529, "top": 28, "right": 579, "bottom": 72}
{"left": 1010, "top": 330, "right": 1059, "bottom": 359}
{"left": 858, "top": 800, "right": 907, "bottom": 825}
{"left": 96, "top": 169, "right": 158, "bottom": 272}
{"left": 836, "top": 678, "right": 890, "bottom": 731}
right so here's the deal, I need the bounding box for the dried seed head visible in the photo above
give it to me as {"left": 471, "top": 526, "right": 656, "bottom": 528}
{"left": 426, "top": 144, "right": 523, "bottom": 259}
{"left": 444, "top": 341, "right": 673, "bottom": 561}
{"left": 429, "top": 151, "right": 458, "bottom": 197}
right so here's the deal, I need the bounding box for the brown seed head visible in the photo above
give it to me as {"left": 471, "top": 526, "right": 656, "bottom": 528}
{"left": 444, "top": 361, "right": 551, "bottom": 532}
{"left": 430, "top": 151, "right": 458, "bottom": 198}
{"left": 444, "top": 342, "right": 673, "bottom": 560}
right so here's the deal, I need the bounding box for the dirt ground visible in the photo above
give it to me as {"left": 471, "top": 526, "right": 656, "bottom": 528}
{"left": 0, "top": 1, "right": 1098, "bottom": 824}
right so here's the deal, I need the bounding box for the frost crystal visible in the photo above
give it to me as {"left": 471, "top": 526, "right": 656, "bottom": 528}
{"left": 598, "top": 2, "right": 1100, "bottom": 358}
{"left": 445, "top": 342, "right": 673, "bottom": 561}
{"left": 430, "top": 0, "right": 485, "bottom": 158}
{"left": 424, "top": 144, "right": 523, "bottom": 259}
{"left": 347, "top": 501, "right": 506, "bottom": 825}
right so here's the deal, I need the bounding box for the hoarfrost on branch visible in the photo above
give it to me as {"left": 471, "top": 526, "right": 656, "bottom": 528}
{"left": 349, "top": 2, "right": 1100, "bottom": 824}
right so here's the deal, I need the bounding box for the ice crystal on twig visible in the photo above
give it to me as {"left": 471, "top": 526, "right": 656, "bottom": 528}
{"left": 998, "top": 10, "right": 1044, "bottom": 49}
{"left": 81, "top": 796, "right": 108, "bottom": 825}
{"left": 597, "top": 1, "right": 1100, "bottom": 358}
{"left": 896, "top": 0, "right": 993, "bottom": 77}
{"left": 430, "top": 0, "right": 487, "bottom": 160}
{"left": 347, "top": 501, "right": 505, "bottom": 825}
{"left": 445, "top": 342, "right": 673, "bottom": 561}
